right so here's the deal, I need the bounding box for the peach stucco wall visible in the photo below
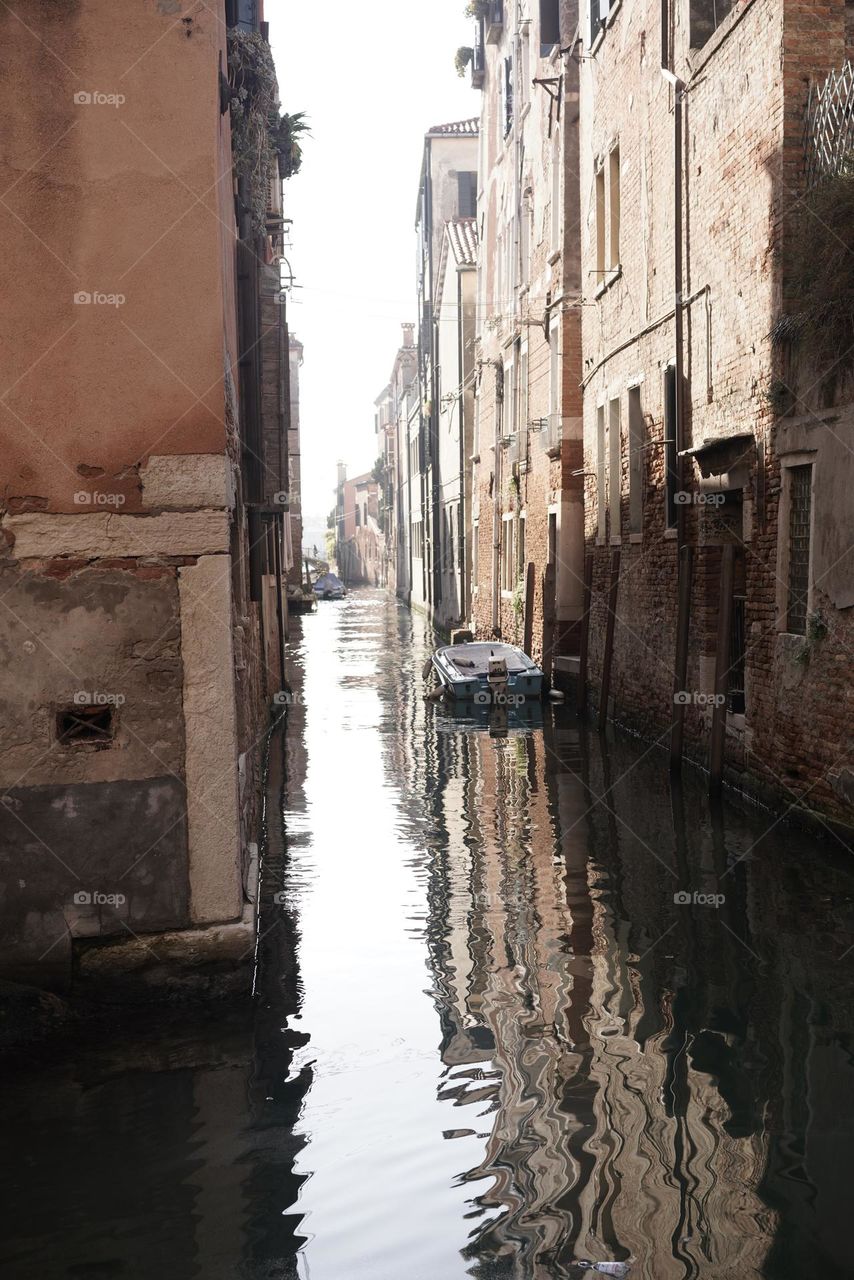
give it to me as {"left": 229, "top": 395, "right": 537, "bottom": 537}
{"left": 0, "top": 0, "right": 238, "bottom": 515}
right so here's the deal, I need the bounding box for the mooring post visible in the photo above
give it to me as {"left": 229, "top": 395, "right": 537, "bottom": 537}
{"left": 523, "top": 560, "right": 535, "bottom": 656}
{"left": 578, "top": 553, "right": 593, "bottom": 716}
{"left": 709, "top": 543, "right": 735, "bottom": 796}
{"left": 598, "top": 549, "right": 621, "bottom": 732}
{"left": 670, "top": 544, "right": 693, "bottom": 773}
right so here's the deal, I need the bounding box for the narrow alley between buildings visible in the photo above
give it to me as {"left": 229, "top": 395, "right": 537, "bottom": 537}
{"left": 3, "top": 589, "right": 853, "bottom": 1280}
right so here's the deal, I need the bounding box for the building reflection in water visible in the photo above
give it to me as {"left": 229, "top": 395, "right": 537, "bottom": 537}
{"left": 386, "top": 607, "right": 854, "bottom": 1280}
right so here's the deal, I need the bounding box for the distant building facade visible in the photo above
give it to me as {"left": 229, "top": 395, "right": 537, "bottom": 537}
{"left": 468, "top": 0, "right": 585, "bottom": 671}
{"left": 335, "top": 469, "right": 384, "bottom": 586}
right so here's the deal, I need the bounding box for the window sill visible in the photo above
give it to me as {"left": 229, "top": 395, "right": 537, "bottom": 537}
{"left": 628, "top": 532, "right": 643, "bottom": 544}
{"left": 664, "top": 526, "right": 678, "bottom": 540}
{"left": 595, "top": 265, "right": 622, "bottom": 298}
{"left": 610, "top": 535, "right": 622, "bottom": 545}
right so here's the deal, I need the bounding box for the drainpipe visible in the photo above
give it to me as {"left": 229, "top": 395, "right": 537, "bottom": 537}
{"left": 457, "top": 270, "right": 467, "bottom": 619}
{"left": 662, "top": 54, "right": 692, "bottom": 770}
{"left": 491, "top": 361, "right": 504, "bottom": 635}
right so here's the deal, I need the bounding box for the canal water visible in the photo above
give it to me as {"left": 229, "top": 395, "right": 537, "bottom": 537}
{"left": 2, "top": 589, "right": 854, "bottom": 1280}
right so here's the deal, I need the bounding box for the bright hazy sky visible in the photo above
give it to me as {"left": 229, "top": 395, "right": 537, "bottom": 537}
{"left": 269, "top": 0, "right": 478, "bottom": 527}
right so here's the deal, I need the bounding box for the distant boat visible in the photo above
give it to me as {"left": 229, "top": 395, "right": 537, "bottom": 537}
{"left": 314, "top": 572, "right": 346, "bottom": 600}
{"left": 287, "top": 583, "right": 316, "bottom": 613}
{"left": 430, "top": 640, "right": 543, "bottom": 703}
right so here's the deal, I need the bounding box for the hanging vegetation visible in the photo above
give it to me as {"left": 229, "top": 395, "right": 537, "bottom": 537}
{"left": 771, "top": 169, "right": 854, "bottom": 382}
{"left": 454, "top": 46, "right": 474, "bottom": 77}
{"left": 226, "top": 29, "right": 308, "bottom": 235}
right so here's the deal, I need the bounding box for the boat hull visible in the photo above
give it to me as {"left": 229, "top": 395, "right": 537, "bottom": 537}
{"left": 431, "top": 642, "right": 543, "bottom": 703}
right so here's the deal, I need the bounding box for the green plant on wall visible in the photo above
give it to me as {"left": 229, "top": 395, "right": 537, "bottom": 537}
{"left": 511, "top": 575, "right": 524, "bottom": 643}
{"left": 464, "top": 0, "right": 489, "bottom": 17}
{"left": 454, "top": 46, "right": 474, "bottom": 77}
{"left": 227, "top": 29, "right": 308, "bottom": 235}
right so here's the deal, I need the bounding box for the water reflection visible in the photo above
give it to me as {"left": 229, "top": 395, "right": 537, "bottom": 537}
{"left": 0, "top": 590, "right": 852, "bottom": 1280}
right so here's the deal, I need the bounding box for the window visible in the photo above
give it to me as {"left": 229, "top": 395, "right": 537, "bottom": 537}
{"left": 548, "top": 511, "right": 557, "bottom": 564}
{"left": 540, "top": 0, "right": 560, "bottom": 53}
{"left": 447, "top": 506, "right": 455, "bottom": 570}
{"left": 457, "top": 171, "right": 477, "bottom": 219}
{"left": 596, "top": 403, "right": 606, "bottom": 542}
{"left": 628, "top": 385, "right": 644, "bottom": 535}
{"left": 472, "top": 520, "right": 479, "bottom": 588}
{"left": 550, "top": 131, "right": 561, "bottom": 255}
{"left": 664, "top": 365, "right": 678, "bottom": 529}
{"left": 608, "top": 397, "right": 621, "bottom": 539}
{"left": 549, "top": 324, "right": 560, "bottom": 435}
{"left": 608, "top": 146, "right": 621, "bottom": 268}
{"left": 520, "top": 197, "right": 532, "bottom": 289}
{"left": 56, "top": 705, "right": 115, "bottom": 748}
{"left": 786, "top": 464, "right": 812, "bottom": 634}
{"left": 595, "top": 145, "right": 621, "bottom": 285}
{"left": 355, "top": 504, "right": 361, "bottom": 528}
{"left": 503, "top": 57, "right": 514, "bottom": 137}
{"left": 588, "top": 0, "right": 607, "bottom": 46}
{"left": 689, "top": 0, "right": 734, "bottom": 48}
{"left": 412, "top": 519, "right": 424, "bottom": 560}
{"left": 518, "top": 344, "right": 528, "bottom": 441}
{"left": 501, "top": 514, "right": 515, "bottom": 593}
{"left": 518, "top": 513, "right": 526, "bottom": 578}
{"left": 595, "top": 167, "right": 606, "bottom": 282}
{"left": 504, "top": 356, "right": 516, "bottom": 438}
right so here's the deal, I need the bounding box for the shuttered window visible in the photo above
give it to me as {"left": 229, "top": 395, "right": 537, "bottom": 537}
{"left": 786, "top": 465, "right": 812, "bottom": 634}
{"left": 540, "top": 0, "right": 560, "bottom": 52}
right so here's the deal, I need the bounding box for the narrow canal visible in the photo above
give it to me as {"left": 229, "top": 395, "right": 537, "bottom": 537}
{"left": 2, "top": 589, "right": 854, "bottom": 1280}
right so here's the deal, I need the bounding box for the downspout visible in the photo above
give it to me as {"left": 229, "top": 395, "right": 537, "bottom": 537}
{"left": 457, "top": 270, "right": 467, "bottom": 619}
{"left": 491, "top": 362, "right": 504, "bottom": 635}
{"left": 662, "top": 37, "right": 692, "bottom": 771}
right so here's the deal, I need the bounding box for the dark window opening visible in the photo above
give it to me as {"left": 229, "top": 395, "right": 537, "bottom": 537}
{"left": 689, "top": 0, "right": 734, "bottom": 48}
{"left": 56, "top": 705, "right": 115, "bottom": 748}
{"left": 540, "top": 0, "right": 560, "bottom": 52}
{"left": 548, "top": 511, "right": 557, "bottom": 563}
{"left": 504, "top": 57, "right": 514, "bottom": 137}
{"left": 786, "top": 464, "right": 812, "bottom": 634}
{"left": 664, "top": 365, "right": 679, "bottom": 529}
{"left": 457, "top": 171, "right": 478, "bottom": 219}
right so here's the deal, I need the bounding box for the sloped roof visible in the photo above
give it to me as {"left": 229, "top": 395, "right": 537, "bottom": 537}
{"left": 446, "top": 218, "right": 478, "bottom": 267}
{"left": 426, "top": 118, "right": 480, "bottom": 137}
{"left": 435, "top": 218, "right": 479, "bottom": 309}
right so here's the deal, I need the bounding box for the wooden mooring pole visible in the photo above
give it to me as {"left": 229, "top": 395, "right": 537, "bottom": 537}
{"left": 577, "top": 553, "right": 593, "bottom": 716}
{"left": 709, "top": 543, "right": 735, "bottom": 796}
{"left": 598, "top": 549, "right": 621, "bottom": 733}
{"left": 670, "top": 544, "right": 693, "bottom": 773}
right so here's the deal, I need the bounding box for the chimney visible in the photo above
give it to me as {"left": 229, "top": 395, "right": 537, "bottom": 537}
{"left": 401, "top": 322, "right": 415, "bottom": 348}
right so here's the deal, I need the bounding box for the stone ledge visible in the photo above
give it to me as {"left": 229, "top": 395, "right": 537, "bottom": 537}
{"left": 2, "top": 510, "right": 230, "bottom": 559}
{"left": 140, "top": 454, "right": 235, "bottom": 511}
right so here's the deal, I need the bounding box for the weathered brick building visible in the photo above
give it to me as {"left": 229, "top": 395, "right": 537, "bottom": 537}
{"left": 0, "top": 1, "right": 298, "bottom": 988}
{"left": 469, "top": 0, "right": 585, "bottom": 670}
{"left": 579, "top": 0, "right": 854, "bottom": 822}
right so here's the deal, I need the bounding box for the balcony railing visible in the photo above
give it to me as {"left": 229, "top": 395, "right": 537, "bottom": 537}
{"left": 471, "top": 22, "right": 485, "bottom": 89}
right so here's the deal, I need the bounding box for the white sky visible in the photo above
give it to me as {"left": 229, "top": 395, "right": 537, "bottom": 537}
{"left": 269, "top": 0, "right": 478, "bottom": 528}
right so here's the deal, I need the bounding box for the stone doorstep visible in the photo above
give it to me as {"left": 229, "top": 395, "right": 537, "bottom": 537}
{"left": 74, "top": 895, "right": 258, "bottom": 993}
